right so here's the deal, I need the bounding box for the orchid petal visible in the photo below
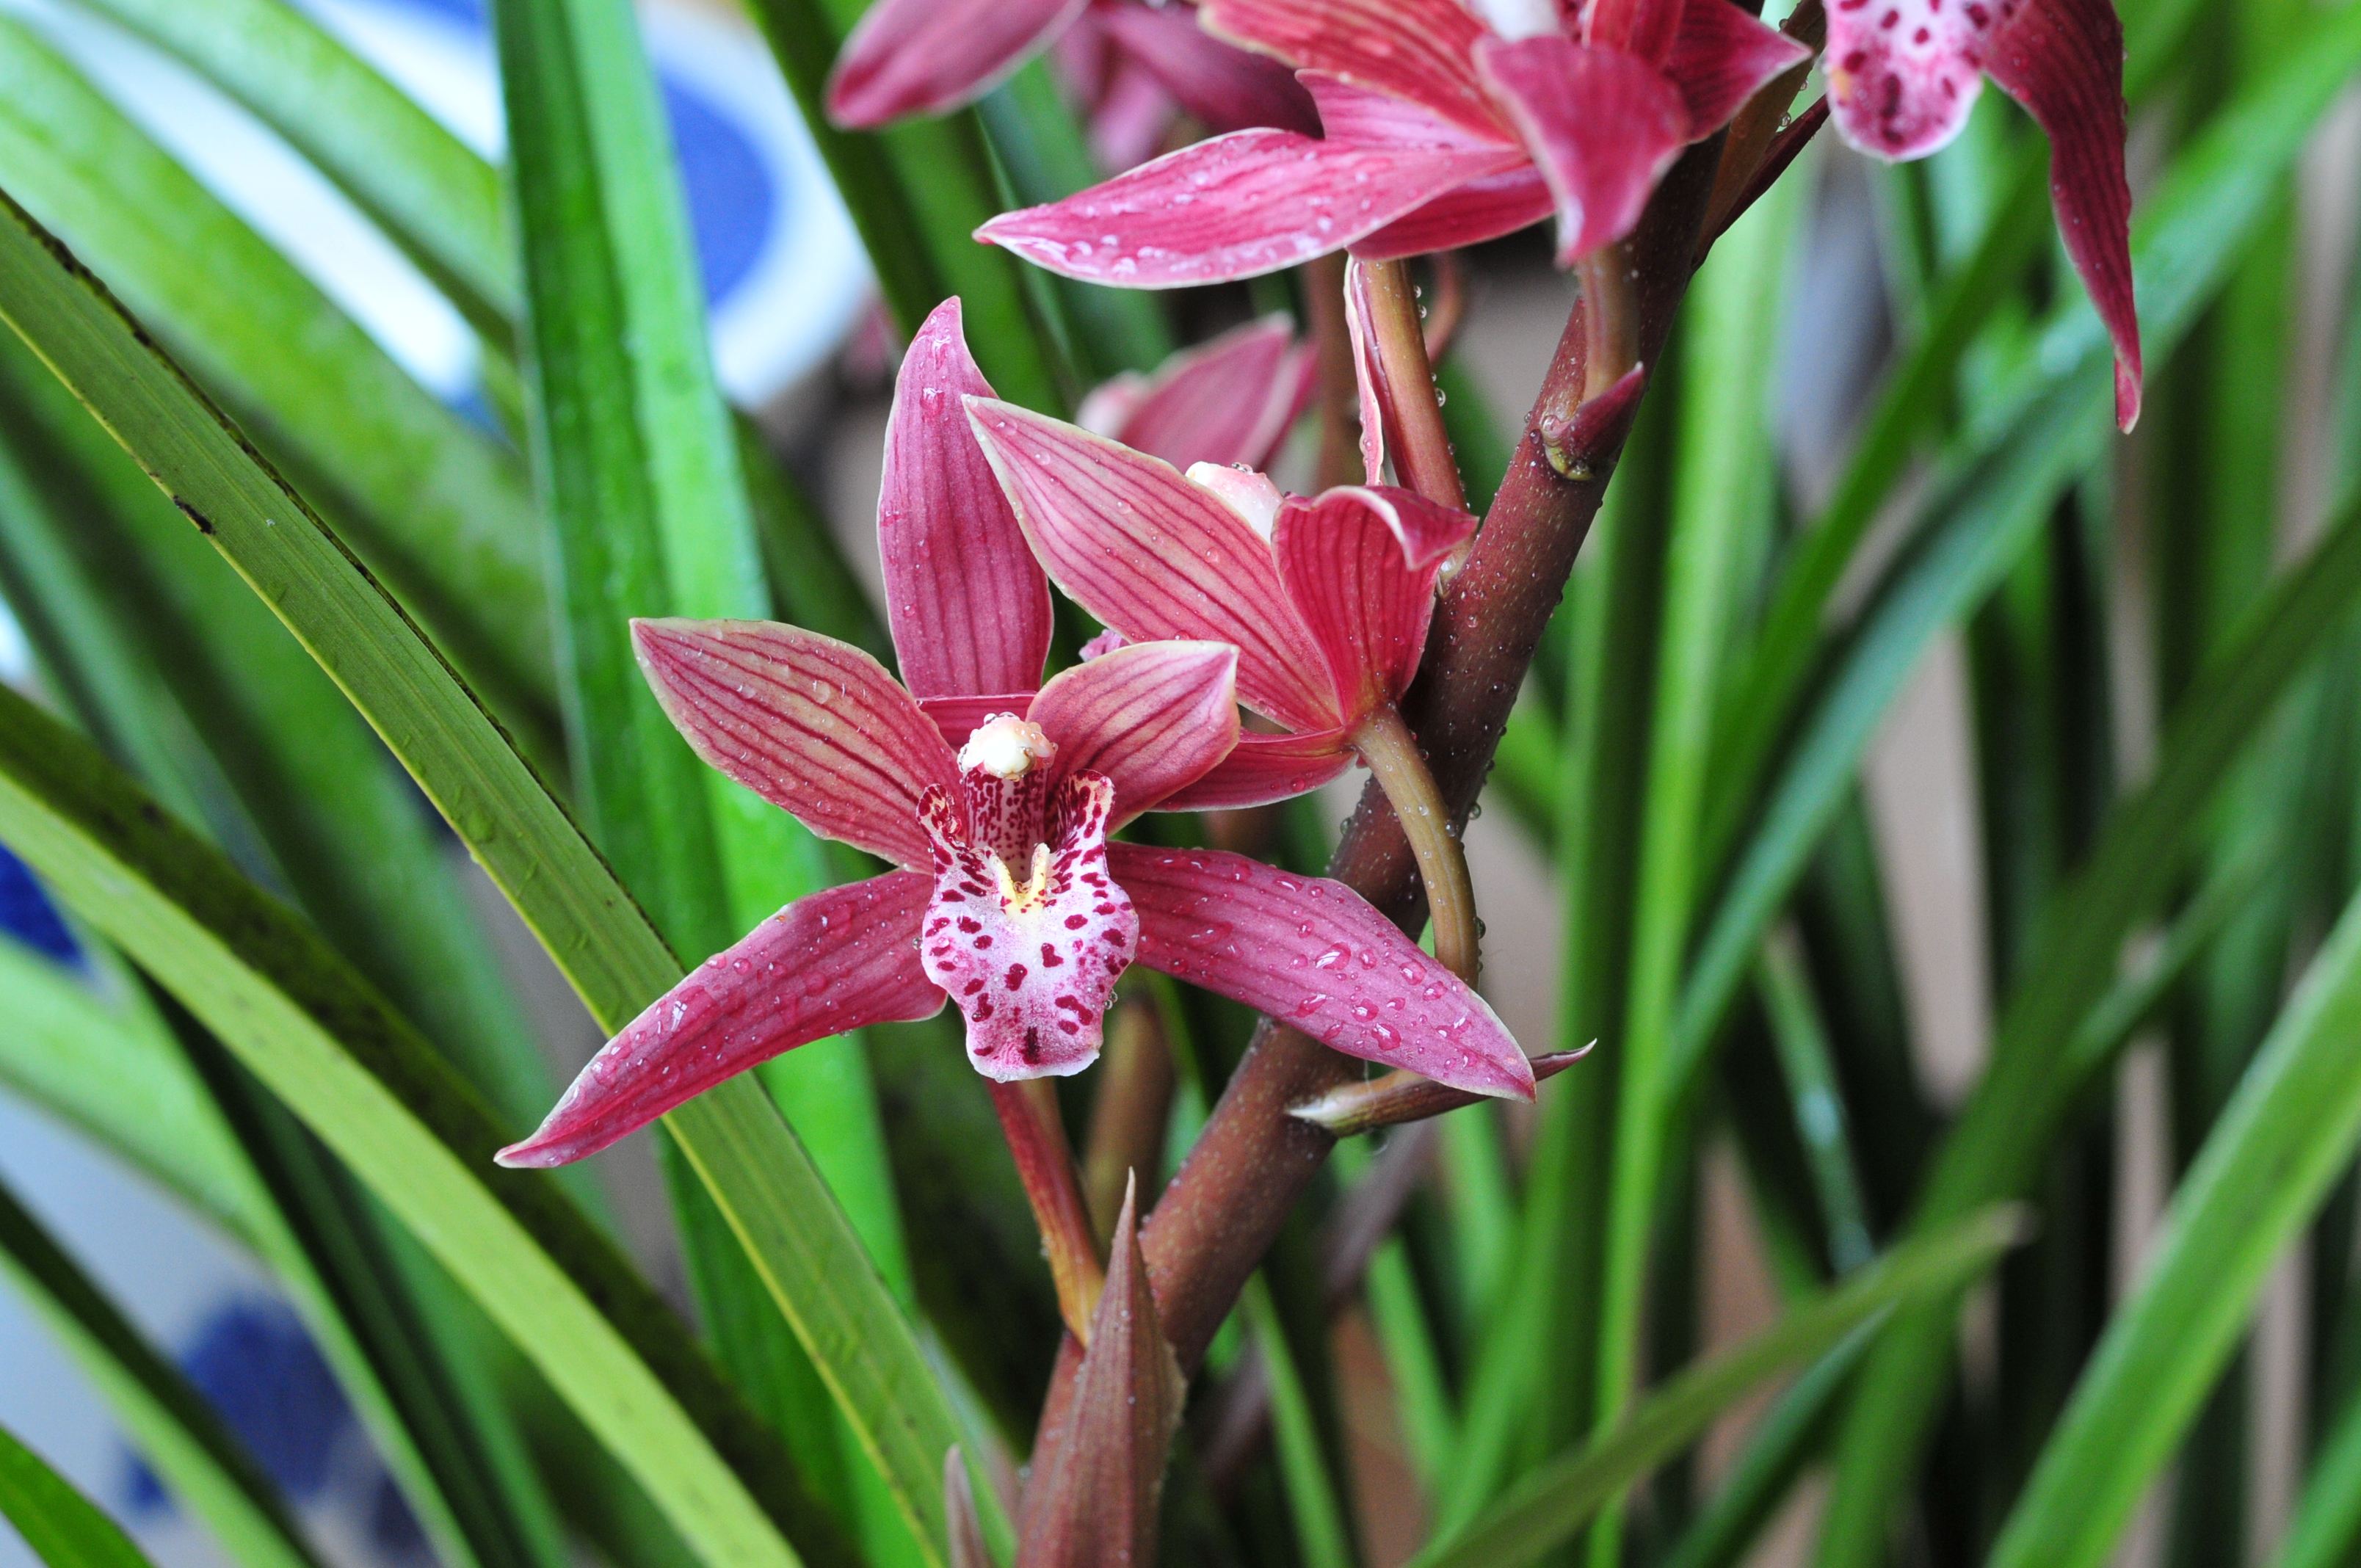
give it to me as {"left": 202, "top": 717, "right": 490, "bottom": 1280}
{"left": 1352, "top": 164, "right": 1558, "bottom": 261}
{"left": 1028, "top": 640, "right": 1242, "bottom": 821}
{"left": 1154, "top": 728, "right": 1357, "bottom": 810}
{"left": 826, "top": 0, "right": 1086, "bottom": 126}
{"left": 1273, "top": 487, "right": 1473, "bottom": 719}
{"left": 922, "top": 774, "right": 1137, "bottom": 1081}
{"left": 1666, "top": 0, "right": 1816, "bottom": 133}
{"left": 1113, "top": 844, "right": 1535, "bottom": 1097}
{"left": 1093, "top": 1, "right": 1322, "bottom": 137}
{"left": 1188, "top": 463, "right": 1286, "bottom": 539}
{"left": 880, "top": 300, "right": 1053, "bottom": 700}
{"left": 1823, "top": 0, "right": 1987, "bottom": 159}
{"left": 920, "top": 692, "right": 1040, "bottom": 752}
{"left": 1092, "top": 316, "right": 1316, "bottom": 471}
{"left": 632, "top": 618, "right": 960, "bottom": 871}
{"left": 1200, "top": 0, "right": 1507, "bottom": 140}
{"left": 1302, "top": 72, "right": 1515, "bottom": 152}
{"left": 496, "top": 873, "right": 943, "bottom": 1166}
{"left": 1981, "top": 0, "right": 2141, "bottom": 430}
{"left": 1088, "top": 59, "right": 1182, "bottom": 172}
{"left": 1584, "top": 0, "right": 1686, "bottom": 65}
{"left": 1476, "top": 35, "right": 1691, "bottom": 264}
{"left": 975, "top": 129, "right": 1525, "bottom": 286}
{"left": 966, "top": 396, "right": 1341, "bottom": 732}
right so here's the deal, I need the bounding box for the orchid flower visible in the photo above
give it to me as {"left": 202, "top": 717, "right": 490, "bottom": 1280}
{"left": 1076, "top": 313, "right": 1317, "bottom": 471}
{"left": 1824, "top": 0, "right": 2141, "bottom": 427}
{"left": 827, "top": 0, "right": 1313, "bottom": 145}
{"left": 496, "top": 300, "right": 1531, "bottom": 1171}
{"left": 964, "top": 395, "right": 1490, "bottom": 979}
{"left": 974, "top": 0, "right": 1809, "bottom": 286}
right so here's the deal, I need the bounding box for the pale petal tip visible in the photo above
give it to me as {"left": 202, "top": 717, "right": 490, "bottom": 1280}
{"left": 493, "top": 1134, "right": 562, "bottom": 1169}
{"left": 2115, "top": 358, "right": 2142, "bottom": 434}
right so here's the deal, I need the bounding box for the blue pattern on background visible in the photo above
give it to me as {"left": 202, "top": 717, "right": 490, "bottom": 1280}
{"left": 122, "top": 1296, "right": 430, "bottom": 1555}
{"left": 0, "top": 844, "right": 76, "bottom": 964}
{"left": 366, "top": 0, "right": 775, "bottom": 310}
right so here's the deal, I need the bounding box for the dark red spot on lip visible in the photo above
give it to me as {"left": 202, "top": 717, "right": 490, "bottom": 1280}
{"left": 975, "top": 934, "right": 993, "bottom": 948}
{"left": 1005, "top": 963, "right": 1029, "bottom": 990}
{"left": 963, "top": 979, "right": 986, "bottom": 995}
{"left": 1041, "top": 943, "right": 1065, "bottom": 967}
{"left": 1064, "top": 914, "right": 1088, "bottom": 929}
{"left": 1021, "top": 1027, "right": 1042, "bottom": 1062}
{"left": 957, "top": 916, "right": 982, "bottom": 932}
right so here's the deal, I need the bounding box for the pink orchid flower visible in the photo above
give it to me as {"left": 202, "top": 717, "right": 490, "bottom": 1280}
{"left": 827, "top": 0, "right": 1313, "bottom": 142}
{"left": 964, "top": 396, "right": 1474, "bottom": 811}
{"left": 1823, "top": 0, "right": 2141, "bottom": 427}
{"left": 496, "top": 301, "right": 1531, "bottom": 1169}
{"left": 1076, "top": 313, "right": 1317, "bottom": 471}
{"left": 974, "top": 0, "right": 1809, "bottom": 286}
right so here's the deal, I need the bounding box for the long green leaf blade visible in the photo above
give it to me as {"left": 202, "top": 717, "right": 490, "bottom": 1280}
{"left": 0, "top": 176, "right": 988, "bottom": 1567}
{"left": 1984, "top": 876, "right": 2361, "bottom": 1568}
{"left": 0, "top": 1416, "right": 154, "bottom": 1568}
{"left": 1411, "top": 1208, "right": 2027, "bottom": 1568}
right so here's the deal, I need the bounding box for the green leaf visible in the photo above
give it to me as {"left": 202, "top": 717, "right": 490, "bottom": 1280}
{"left": 1984, "top": 876, "right": 2361, "bottom": 1568}
{"left": 491, "top": 3, "right": 926, "bottom": 1557}
{"left": 1813, "top": 454, "right": 2361, "bottom": 1564}
{"left": 0, "top": 325, "right": 554, "bottom": 1136}
{"left": 61, "top": 0, "right": 515, "bottom": 335}
{"left": 1243, "top": 1274, "right": 1358, "bottom": 1568}
{"left": 1410, "top": 1208, "right": 2027, "bottom": 1568}
{"left": 0, "top": 177, "right": 993, "bottom": 1568}
{"left": 0, "top": 15, "right": 552, "bottom": 723}
{"left": 0, "top": 682, "right": 835, "bottom": 1568}
{"left": 0, "top": 937, "right": 255, "bottom": 1241}
{"left": 1683, "top": 0, "right": 2361, "bottom": 1092}
{"left": 0, "top": 1176, "right": 325, "bottom": 1568}
{"left": 0, "top": 1416, "right": 154, "bottom": 1568}
{"left": 1588, "top": 173, "right": 1803, "bottom": 1565}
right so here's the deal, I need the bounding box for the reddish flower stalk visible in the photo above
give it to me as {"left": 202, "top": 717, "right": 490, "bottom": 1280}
{"left": 1343, "top": 258, "right": 1465, "bottom": 514}
{"left": 1019, "top": 132, "right": 1733, "bottom": 1506}
{"left": 990, "top": 1078, "right": 1106, "bottom": 1340}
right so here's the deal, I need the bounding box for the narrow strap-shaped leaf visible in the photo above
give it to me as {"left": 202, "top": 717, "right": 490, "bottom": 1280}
{"left": 0, "top": 936, "right": 255, "bottom": 1241}
{"left": 63, "top": 0, "right": 515, "bottom": 334}
{"left": 0, "top": 18, "right": 551, "bottom": 720}
{"left": 0, "top": 327, "right": 554, "bottom": 1137}
{"left": 0, "top": 1416, "right": 154, "bottom": 1568}
{"left": 0, "top": 1177, "right": 325, "bottom": 1568}
{"left": 1586, "top": 170, "right": 1802, "bottom": 1561}
{"left": 0, "top": 186, "right": 987, "bottom": 1564}
{"left": 1410, "top": 1208, "right": 2025, "bottom": 1568}
{"left": 0, "top": 683, "right": 830, "bottom": 1568}
{"left": 1984, "top": 878, "right": 2361, "bottom": 1568}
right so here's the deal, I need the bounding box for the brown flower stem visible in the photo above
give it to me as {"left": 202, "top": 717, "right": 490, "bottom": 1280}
{"left": 1021, "top": 139, "right": 1729, "bottom": 1483}
{"left": 988, "top": 1078, "right": 1104, "bottom": 1343}
{"left": 1304, "top": 252, "right": 1365, "bottom": 490}
{"left": 1358, "top": 258, "right": 1468, "bottom": 512}
{"left": 1351, "top": 703, "right": 1480, "bottom": 982}
{"left": 1081, "top": 996, "right": 1175, "bottom": 1247}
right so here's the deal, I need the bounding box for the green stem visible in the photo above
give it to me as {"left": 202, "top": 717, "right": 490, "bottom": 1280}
{"left": 1353, "top": 703, "right": 1481, "bottom": 982}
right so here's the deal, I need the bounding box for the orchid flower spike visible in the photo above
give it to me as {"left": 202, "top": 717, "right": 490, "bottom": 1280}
{"left": 1823, "top": 0, "right": 2141, "bottom": 428}
{"left": 1076, "top": 313, "right": 1318, "bottom": 473}
{"left": 496, "top": 300, "right": 1531, "bottom": 1169}
{"left": 827, "top": 0, "right": 1314, "bottom": 145}
{"left": 976, "top": 0, "right": 1808, "bottom": 286}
